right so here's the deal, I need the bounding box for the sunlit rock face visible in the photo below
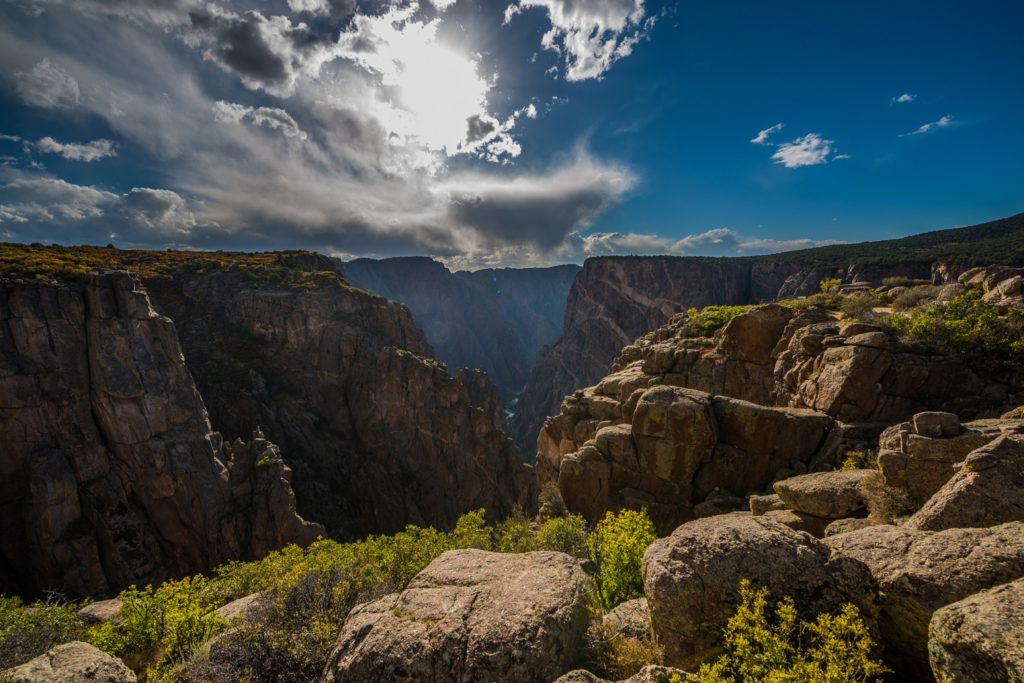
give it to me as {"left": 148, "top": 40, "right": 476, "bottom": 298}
{"left": 512, "top": 255, "right": 948, "bottom": 459}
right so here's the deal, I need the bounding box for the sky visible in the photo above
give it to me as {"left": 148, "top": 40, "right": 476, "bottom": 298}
{"left": 0, "top": 0, "right": 1022, "bottom": 269}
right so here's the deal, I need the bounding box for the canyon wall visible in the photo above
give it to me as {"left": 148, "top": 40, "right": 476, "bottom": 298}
{"left": 0, "top": 273, "right": 318, "bottom": 597}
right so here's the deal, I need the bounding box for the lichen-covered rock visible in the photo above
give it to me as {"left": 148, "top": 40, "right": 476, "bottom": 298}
{"left": 602, "top": 597, "right": 651, "bottom": 641}
{"left": 928, "top": 578, "right": 1024, "bottom": 683}
{"left": 773, "top": 469, "right": 881, "bottom": 518}
{"left": 749, "top": 493, "right": 788, "bottom": 516}
{"left": 643, "top": 515, "right": 874, "bottom": 668}
{"left": 824, "top": 517, "right": 882, "bottom": 537}
{"left": 3, "top": 641, "right": 135, "bottom": 682}
{"left": 553, "top": 665, "right": 693, "bottom": 683}
{"left": 552, "top": 384, "right": 833, "bottom": 533}
{"left": 907, "top": 435, "right": 1024, "bottom": 531}
{"left": 320, "top": 549, "right": 593, "bottom": 683}
{"left": 78, "top": 598, "right": 122, "bottom": 625}
{"left": 877, "top": 417, "right": 1010, "bottom": 504}
{"left": 826, "top": 522, "right": 1024, "bottom": 681}
{"left": 762, "top": 509, "right": 831, "bottom": 537}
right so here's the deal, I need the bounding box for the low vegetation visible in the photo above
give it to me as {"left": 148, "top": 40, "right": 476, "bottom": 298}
{"left": 680, "top": 304, "right": 757, "bottom": 337}
{"left": 678, "top": 580, "right": 887, "bottom": 683}
{"left": 0, "top": 507, "right": 655, "bottom": 681}
{"left": 0, "top": 243, "right": 353, "bottom": 291}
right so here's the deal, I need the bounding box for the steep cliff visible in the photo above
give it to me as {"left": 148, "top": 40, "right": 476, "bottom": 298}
{"left": 342, "top": 257, "right": 579, "bottom": 401}
{"left": 138, "top": 260, "right": 534, "bottom": 538}
{"left": 0, "top": 272, "right": 317, "bottom": 598}
{"left": 514, "top": 211, "right": 1024, "bottom": 456}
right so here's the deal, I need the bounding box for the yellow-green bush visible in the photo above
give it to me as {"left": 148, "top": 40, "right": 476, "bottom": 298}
{"left": 0, "top": 596, "right": 84, "bottom": 669}
{"left": 680, "top": 305, "right": 756, "bottom": 338}
{"left": 684, "top": 580, "right": 887, "bottom": 683}
{"left": 588, "top": 509, "right": 657, "bottom": 610}
{"left": 86, "top": 576, "right": 224, "bottom": 679}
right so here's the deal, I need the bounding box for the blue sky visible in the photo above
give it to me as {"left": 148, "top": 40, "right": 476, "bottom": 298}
{"left": 0, "top": 0, "right": 1021, "bottom": 267}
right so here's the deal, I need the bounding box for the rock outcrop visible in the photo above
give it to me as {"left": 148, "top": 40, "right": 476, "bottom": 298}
{"left": 548, "top": 382, "right": 834, "bottom": 532}
{"left": 643, "top": 515, "right": 874, "bottom": 668}
{"left": 602, "top": 597, "right": 651, "bottom": 641}
{"left": 320, "top": 549, "right": 593, "bottom": 683}
{"left": 906, "top": 434, "right": 1024, "bottom": 531}
{"left": 141, "top": 264, "right": 535, "bottom": 538}
{"left": 342, "top": 257, "right": 579, "bottom": 404}
{"left": 825, "top": 521, "right": 1024, "bottom": 680}
{"left": 877, "top": 414, "right": 1019, "bottom": 504}
{"left": 537, "top": 303, "right": 1018, "bottom": 526}
{"left": 553, "top": 666, "right": 692, "bottom": 683}
{"left": 3, "top": 641, "right": 135, "bottom": 683}
{"left": 928, "top": 577, "right": 1024, "bottom": 683}
{"left": 0, "top": 273, "right": 317, "bottom": 597}
{"left": 773, "top": 469, "right": 881, "bottom": 519}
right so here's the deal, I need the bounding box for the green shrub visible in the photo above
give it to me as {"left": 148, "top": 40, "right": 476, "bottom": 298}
{"left": 87, "top": 576, "right": 225, "bottom": 678}
{"left": 0, "top": 596, "right": 84, "bottom": 669}
{"left": 819, "top": 278, "right": 842, "bottom": 294}
{"left": 689, "top": 580, "right": 887, "bottom": 683}
{"left": 891, "top": 285, "right": 937, "bottom": 312}
{"left": 537, "top": 481, "right": 568, "bottom": 519}
{"left": 681, "top": 305, "right": 756, "bottom": 338}
{"left": 588, "top": 510, "right": 657, "bottom": 610}
{"left": 877, "top": 289, "right": 1024, "bottom": 371}
{"left": 840, "top": 450, "right": 877, "bottom": 471}
{"left": 839, "top": 292, "right": 882, "bottom": 319}
{"left": 535, "top": 514, "right": 589, "bottom": 558}
{"left": 494, "top": 509, "right": 537, "bottom": 553}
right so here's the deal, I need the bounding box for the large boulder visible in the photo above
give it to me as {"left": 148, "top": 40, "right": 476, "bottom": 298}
{"left": 602, "top": 597, "right": 651, "bottom": 641}
{"left": 643, "top": 515, "right": 874, "bottom": 668}
{"left": 553, "top": 665, "right": 692, "bottom": 683}
{"left": 876, "top": 415, "right": 1016, "bottom": 504}
{"left": 773, "top": 469, "right": 881, "bottom": 518}
{"left": 3, "top": 641, "right": 135, "bottom": 683}
{"left": 907, "top": 435, "right": 1024, "bottom": 531}
{"left": 928, "top": 578, "right": 1024, "bottom": 683}
{"left": 826, "top": 522, "right": 1024, "bottom": 681}
{"left": 320, "top": 549, "right": 593, "bottom": 683}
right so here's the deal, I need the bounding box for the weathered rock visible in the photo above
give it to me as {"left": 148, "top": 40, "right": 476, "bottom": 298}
{"left": 320, "top": 549, "right": 593, "bottom": 683}
{"left": 749, "top": 493, "right": 788, "bottom": 515}
{"left": 3, "top": 641, "right": 135, "bottom": 683}
{"left": 213, "top": 592, "right": 263, "bottom": 623}
{"left": 602, "top": 597, "right": 651, "bottom": 641}
{"left": 78, "top": 598, "right": 122, "bottom": 625}
{"left": 554, "top": 385, "right": 833, "bottom": 533}
{"left": 928, "top": 578, "right": 1024, "bottom": 683}
{"left": 907, "top": 435, "right": 1024, "bottom": 531}
{"left": 644, "top": 515, "right": 874, "bottom": 668}
{"left": 553, "top": 665, "right": 693, "bottom": 683}
{"left": 826, "top": 522, "right": 1024, "bottom": 680}
{"left": 773, "top": 469, "right": 881, "bottom": 518}
{"left": 877, "top": 417, "right": 1008, "bottom": 504}
{"left": 0, "top": 274, "right": 318, "bottom": 597}
{"left": 912, "top": 412, "right": 961, "bottom": 438}
{"left": 824, "top": 517, "right": 882, "bottom": 537}
{"left": 762, "top": 509, "right": 831, "bottom": 537}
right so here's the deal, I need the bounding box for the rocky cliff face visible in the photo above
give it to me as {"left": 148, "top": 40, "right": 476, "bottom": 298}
{"left": 538, "top": 303, "right": 1019, "bottom": 531}
{"left": 0, "top": 272, "right": 318, "bottom": 598}
{"left": 513, "top": 256, "right": 955, "bottom": 456}
{"left": 342, "top": 257, "right": 579, "bottom": 402}
{"left": 141, "top": 264, "right": 534, "bottom": 538}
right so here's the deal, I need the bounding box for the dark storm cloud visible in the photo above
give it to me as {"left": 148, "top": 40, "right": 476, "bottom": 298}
{"left": 464, "top": 114, "right": 497, "bottom": 144}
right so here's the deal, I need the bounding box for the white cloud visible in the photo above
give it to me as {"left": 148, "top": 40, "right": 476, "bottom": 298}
{"left": 15, "top": 58, "right": 80, "bottom": 108}
{"left": 893, "top": 93, "right": 916, "bottom": 104}
{"left": 212, "top": 101, "right": 307, "bottom": 140}
{"left": 750, "top": 122, "right": 783, "bottom": 145}
{"left": 36, "top": 137, "right": 117, "bottom": 162}
{"left": 504, "top": 0, "right": 654, "bottom": 81}
{"left": 771, "top": 133, "right": 839, "bottom": 168}
{"left": 904, "top": 114, "right": 955, "bottom": 136}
